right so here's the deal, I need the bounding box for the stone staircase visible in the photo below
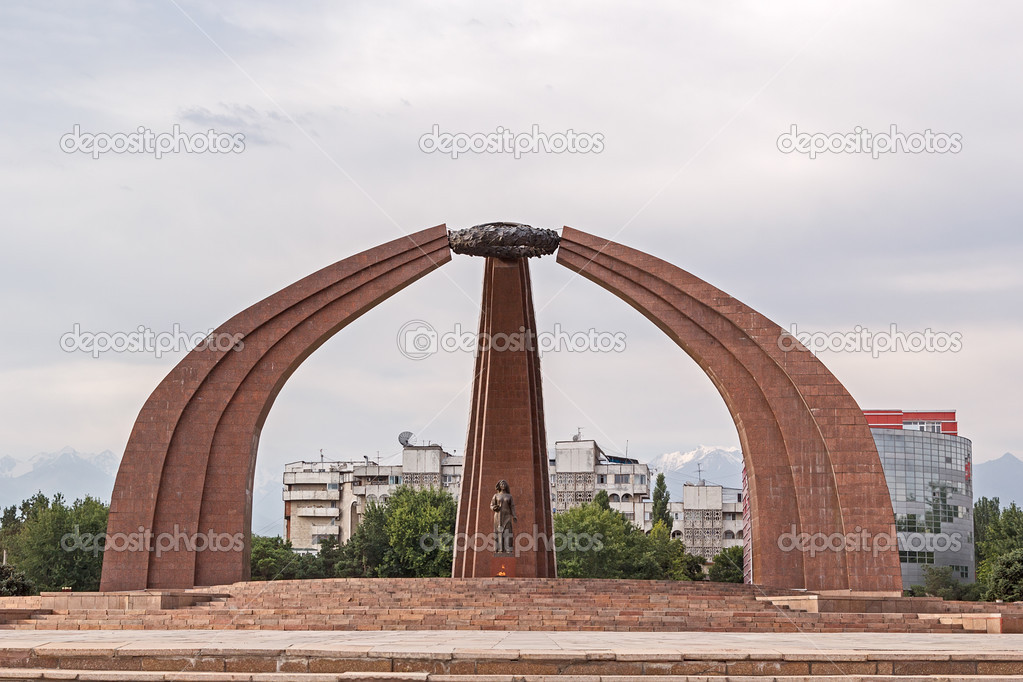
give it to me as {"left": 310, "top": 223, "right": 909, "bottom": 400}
{"left": 0, "top": 578, "right": 989, "bottom": 632}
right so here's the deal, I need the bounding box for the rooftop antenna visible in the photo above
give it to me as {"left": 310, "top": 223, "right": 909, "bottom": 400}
{"left": 625, "top": 439, "right": 629, "bottom": 457}
{"left": 697, "top": 463, "right": 704, "bottom": 485}
{"left": 319, "top": 448, "right": 324, "bottom": 464}
{"left": 398, "top": 431, "right": 417, "bottom": 447}
{"left": 572, "top": 427, "right": 583, "bottom": 442}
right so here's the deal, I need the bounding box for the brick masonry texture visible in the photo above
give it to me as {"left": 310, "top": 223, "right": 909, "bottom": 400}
{"left": 2, "top": 616, "right": 1023, "bottom": 679}
{"left": 453, "top": 257, "right": 556, "bottom": 578}
{"left": 100, "top": 226, "right": 452, "bottom": 591}
{"left": 556, "top": 226, "right": 902, "bottom": 592}
{"left": 102, "top": 222, "right": 899, "bottom": 592}
{"left": 7, "top": 578, "right": 1021, "bottom": 633}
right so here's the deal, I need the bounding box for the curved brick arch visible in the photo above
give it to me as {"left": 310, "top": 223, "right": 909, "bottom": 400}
{"left": 557, "top": 227, "right": 901, "bottom": 592}
{"left": 100, "top": 226, "right": 451, "bottom": 591}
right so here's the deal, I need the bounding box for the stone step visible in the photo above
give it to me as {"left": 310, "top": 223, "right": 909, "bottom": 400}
{"left": 1, "top": 673, "right": 1023, "bottom": 681}
{"left": 3, "top": 578, "right": 1013, "bottom": 633}
{"left": 0, "top": 647, "right": 1020, "bottom": 677}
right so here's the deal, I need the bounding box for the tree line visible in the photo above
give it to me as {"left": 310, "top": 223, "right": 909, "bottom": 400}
{"left": 250, "top": 479, "right": 743, "bottom": 584}
{"left": 3, "top": 486, "right": 1018, "bottom": 599}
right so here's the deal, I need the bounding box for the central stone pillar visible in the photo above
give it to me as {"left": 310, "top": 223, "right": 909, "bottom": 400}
{"left": 452, "top": 255, "right": 556, "bottom": 577}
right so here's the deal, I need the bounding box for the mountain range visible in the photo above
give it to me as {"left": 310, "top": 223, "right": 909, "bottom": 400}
{"left": 972, "top": 452, "right": 1022, "bottom": 508}
{"left": 0, "top": 446, "right": 118, "bottom": 508}
{"left": 645, "top": 445, "right": 745, "bottom": 498}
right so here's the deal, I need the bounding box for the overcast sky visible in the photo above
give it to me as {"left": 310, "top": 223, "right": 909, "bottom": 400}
{"left": 1, "top": 2, "right": 1020, "bottom": 532}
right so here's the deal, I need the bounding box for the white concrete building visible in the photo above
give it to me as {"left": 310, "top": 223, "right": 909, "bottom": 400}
{"left": 608, "top": 484, "right": 744, "bottom": 559}
{"left": 550, "top": 439, "right": 651, "bottom": 511}
{"left": 283, "top": 437, "right": 743, "bottom": 560}
{"left": 283, "top": 445, "right": 462, "bottom": 552}
{"left": 678, "top": 483, "right": 745, "bottom": 559}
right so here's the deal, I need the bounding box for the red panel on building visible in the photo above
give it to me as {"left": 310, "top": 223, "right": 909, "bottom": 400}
{"left": 863, "top": 409, "right": 957, "bottom": 436}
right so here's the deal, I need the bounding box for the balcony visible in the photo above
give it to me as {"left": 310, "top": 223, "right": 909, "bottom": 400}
{"left": 283, "top": 489, "right": 340, "bottom": 502}
{"left": 283, "top": 472, "right": 338, "bottom": 485}
{"left": 295, "top": 506, "right": 340, "bottom": 517}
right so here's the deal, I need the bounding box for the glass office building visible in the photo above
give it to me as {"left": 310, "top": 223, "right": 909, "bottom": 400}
{"left": 866, "top": 410, "right": 974, "bottom": 589}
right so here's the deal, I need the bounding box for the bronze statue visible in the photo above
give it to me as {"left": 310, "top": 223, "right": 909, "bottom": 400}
{"left": 490, "top": 479, "right": 517, "bottom": 554}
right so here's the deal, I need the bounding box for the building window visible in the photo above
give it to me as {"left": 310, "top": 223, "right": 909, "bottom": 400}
{"left": 597, "top": 474, "right": 606, "bottom": 484}
{"left": 898, "top": 550, "right": 935, "bottom": 564}
{"left": 327, "top": 483, "right": 339, "bottom": 490}
{"left": 388, "top": 475, "right": 402, "bottom": 485}
{"left": 949, "top": 564, "right": 970, "bottom": 580}
{"left": 723, "top": 530, "right": 735, "bottom": 539}
{"left": 644, "top": 512, "right": 651, "bottom": 521}
{"left": 638, "top": 475, "right": 646, "bottom": 484}
{"left": 614, "top": 474, "right": 630, "bottom": 484}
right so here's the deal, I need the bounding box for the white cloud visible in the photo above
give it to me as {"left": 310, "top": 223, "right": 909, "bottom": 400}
{"left": 1, "top": 0, "right": 1020, "bottom": 530}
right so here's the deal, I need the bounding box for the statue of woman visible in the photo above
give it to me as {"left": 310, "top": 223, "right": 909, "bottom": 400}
{"left": 490, "top": 479, "right": 516, "bottom": 554}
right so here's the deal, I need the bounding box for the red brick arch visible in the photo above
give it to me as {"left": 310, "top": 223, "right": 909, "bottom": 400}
{"left": 557, "top": 227, "right": 901, "bottom": 592}
{"left": 100, "top": 225, "right": 451, "bottom": 591}
{"left": 102, "top": 222, "right": 900, "bottom": 593}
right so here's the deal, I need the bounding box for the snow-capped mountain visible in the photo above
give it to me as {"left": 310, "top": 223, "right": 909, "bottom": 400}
{"left": 0, "top": 447, "right": 119, "bottom": 508}
{"left": 645, "top": 445, "right": 744, "bottom": 499}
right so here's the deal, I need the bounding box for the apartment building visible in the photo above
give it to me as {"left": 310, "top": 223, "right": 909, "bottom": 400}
{"left": 284, "top": 437, "right": 743, "bottom": 560}
{"left": 283, "top": 444, "right": 462, "bottom": 552}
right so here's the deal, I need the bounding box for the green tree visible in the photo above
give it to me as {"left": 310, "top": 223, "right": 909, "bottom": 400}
{"left": 591, "top": 489, "right": 611, "bottom": 511}
{"left": 332, "top": 487, "right": 457, "bottom": 578}
{"left": 974, "top": 496, "right": 1001, "bottom": 564}
{"left": 381, "top": 486, "right": 457, "bottom": 577}
{"left": 0, "top": 505, "right": 20, "bottom": 555}
{"left": 250, "top": 535, "right": 304, "bottom": 581}
{"left": 335, "top": 501, "right": 389, "bottom": 577}
{"left": 651, "top": 473, "right": 671, "bottom": 529}
{"left": 554, "top": 502, "right": 703, "bottom": 580}
{"left": 707, "top": 544, "right": 744, "bottom": 583}
{"left": 0, "top": 563, "right": 34, "bottom": 596}
{"left": 985, "top": 548, "right": 1023, "bottom": 602}
{"left": 981, "top": 503, "right": 1023, "bottom": 561}
{"left": 907, "top": 566, "right": 982, "bottom": 601}
{"left": 669, "top": 550, "right": 705, "bottom": 581}
{"left": 645, "top": 520, "right": 704, "bottom": 581}
{"left": 307, "top": 536, "right": 342, "bottom": 579}
{"left": 8, "top": 494, "right": 108, "bottom": 592}
{"left": 554, "top": 500, "right": 633, "bottom": 578}
{"left": 0, "top": 492, "right": 50, "bottom": 558}
{"left": 625, "top": 520, "right": 672, "bottom": 579}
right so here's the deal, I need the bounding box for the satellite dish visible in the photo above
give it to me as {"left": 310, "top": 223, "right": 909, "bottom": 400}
{"left": 398, "top": 431, "right": 417, "bottom": 447}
